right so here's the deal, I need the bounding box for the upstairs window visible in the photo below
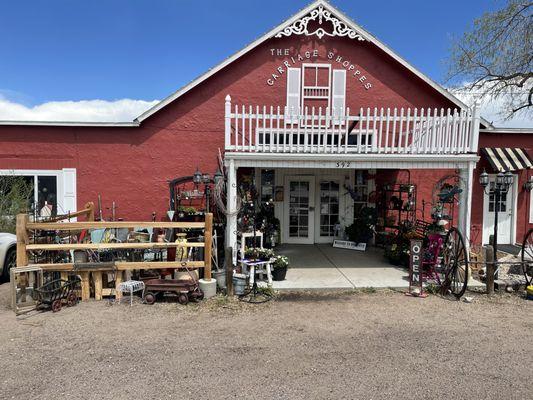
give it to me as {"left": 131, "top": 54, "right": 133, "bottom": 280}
{"left": 286, "top": 64, "right": 346, "bottom": 124}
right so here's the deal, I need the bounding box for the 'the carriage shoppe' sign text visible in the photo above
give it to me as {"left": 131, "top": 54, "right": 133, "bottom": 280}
{"left": 267, "top": 48, "right": 373, "bottom": 90}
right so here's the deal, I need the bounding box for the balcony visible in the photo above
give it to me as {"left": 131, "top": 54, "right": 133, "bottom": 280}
{"left": 224, "top": 96, "right": 480, "bottom": 156}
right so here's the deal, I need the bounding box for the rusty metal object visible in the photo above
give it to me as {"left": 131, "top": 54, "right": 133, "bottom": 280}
{"left": 143, "top": 278, "right": 204, "bottom": 305}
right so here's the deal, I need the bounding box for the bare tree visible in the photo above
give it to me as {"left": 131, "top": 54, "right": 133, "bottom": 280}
{"left": 447, "top": 1, "right": 532, "bottom": 119}
{"left": 0, "top": 176, "right": 33, "bottom": 234}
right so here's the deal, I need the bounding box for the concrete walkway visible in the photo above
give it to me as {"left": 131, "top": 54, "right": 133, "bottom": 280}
{"left": 272, "top": 244, "right": 410, "bottom": 290}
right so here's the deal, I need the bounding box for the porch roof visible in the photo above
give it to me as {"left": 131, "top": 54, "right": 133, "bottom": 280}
{"left": 224, "top": 151, "right": 479, "bottom": 169}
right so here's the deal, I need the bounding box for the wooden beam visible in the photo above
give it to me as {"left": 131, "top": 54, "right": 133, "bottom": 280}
{"left": 115, "top": 271, "right": 123, "bottom": 301}
{"left": 85, "top": 202, "right": 95, "bottom": 222}
{"left": 485, "top": 245, "right": 495, "bottom": 296}
{"left": 80, "top": 271, "right": 90, "bottom": 301}
{"left": 115, "top": 261, "right": 204, "bottom": 271}
{"left": 204, "top": 213, "right": 213, "bottom": 280}
{"left": 26, "top": 241, "right": 205, "bottom": 251}
{"left": 26, "top": 221, "right": 205, "bottom": 231}
{"left": 16, "top": 214, "right": 29, "bottom": 267}
{"left": 31, "top": 261, "right": 205, "bottom": 272}
{"left": 93, "top": 271, "right": 103, "bottom": 300}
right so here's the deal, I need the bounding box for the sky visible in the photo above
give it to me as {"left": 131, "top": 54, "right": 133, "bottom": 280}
{"left": 0, "top": 0, "right": 529, "bottom": 127}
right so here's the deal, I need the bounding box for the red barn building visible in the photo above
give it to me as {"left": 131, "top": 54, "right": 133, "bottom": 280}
{"left": 0, "top": 1, "right": 531, "bottom": 255}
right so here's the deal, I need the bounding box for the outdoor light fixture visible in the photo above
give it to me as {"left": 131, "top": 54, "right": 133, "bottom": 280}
{"left": 524, "top": 175, "right": 533, "bottom": 191}
{"left": 504, "top": 171, "right": 514, "bottom": 187}
{"left": 193, "top": 167, "right": 202, "bottom": 185}
{"left": 479, "top": 170, "right": 489, "bottom": 188}
{"left": 479, "top": 168, "right": 515, "bottom": 288}
{"left": 214, "top": 168, "right": 223, "bottom": 184}
{"left": 495, "top": 171, "right": 505, "bottom": 189}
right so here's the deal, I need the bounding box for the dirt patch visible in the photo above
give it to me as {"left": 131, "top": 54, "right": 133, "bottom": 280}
{"left": 0, "top": 282, "right": 531, "bottom": 400}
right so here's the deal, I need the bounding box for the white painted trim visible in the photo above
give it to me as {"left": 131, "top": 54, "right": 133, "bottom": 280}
{"left": 313, "top": 173, "right": 347, "bottom": 243}
{"left": 225, "top": 152, "right": 479, "bottom": 171}
{"left": 135, "top": 0, "right": 473, "bottom": 123}
{"left": 0, "top": 121, "right": 139, "bottom": 127}
{"left": 283, "top": 175, "right": 316, "bottom": 244}
{"left": 480, "top": 128, "right": 532, "bottom": 134}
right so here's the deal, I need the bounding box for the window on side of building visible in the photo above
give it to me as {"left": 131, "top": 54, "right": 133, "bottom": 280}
{"left": 0, "top": 173, "right": 58, "bottom": 217}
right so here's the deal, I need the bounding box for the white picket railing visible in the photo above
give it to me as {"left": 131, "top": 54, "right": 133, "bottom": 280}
{"left": 224, "top": 95, "right": 480, "bottom": 155}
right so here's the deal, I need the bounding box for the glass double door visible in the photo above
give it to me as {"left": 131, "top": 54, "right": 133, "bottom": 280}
{"left": 284, "top": 176, "right": 341, "bottom": 244}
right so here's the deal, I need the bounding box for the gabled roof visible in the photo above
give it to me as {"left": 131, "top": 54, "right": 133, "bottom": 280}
{"left": 135, "top": 0, "right": 477, "bottom": 123}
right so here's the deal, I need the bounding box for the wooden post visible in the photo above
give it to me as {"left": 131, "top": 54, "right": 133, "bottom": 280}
{"left": 93, "top": 271, "right": 103, "bottom": 300}
{"left": 225, "top": 247, "right": 233, "bottom": 296}
{"left": 15, "top": 214, "right": 29, "bottom": 303}
{"left": 204, "top": 213, "right": 213, "bottom": 280}
{"left": 485, "top": 245, "right": 495, "bottom": 295}
{"left": 80, "top": 271, "right": 90, "bottom": 301}
{"left": 16, "top": 214, "right": 29, "bottom": 267}
{"left": 84, "top": 201, "right": 95, "bottom": 221}
{"left": 115, "top": 271, "right": 123, "bottom": 301}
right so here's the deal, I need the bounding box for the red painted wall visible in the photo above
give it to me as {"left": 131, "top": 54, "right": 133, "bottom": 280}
{"left": 0, "top": 34, "right": 480, "bottom": 222}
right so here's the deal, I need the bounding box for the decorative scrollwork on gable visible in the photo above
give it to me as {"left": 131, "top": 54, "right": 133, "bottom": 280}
{"left": 275, "top": 5, "right": 365, "bottom": 41}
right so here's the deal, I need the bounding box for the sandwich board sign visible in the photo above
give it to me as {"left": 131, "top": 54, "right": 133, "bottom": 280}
{"left": 406, "top": 239, "right": 426, "bottom": 297}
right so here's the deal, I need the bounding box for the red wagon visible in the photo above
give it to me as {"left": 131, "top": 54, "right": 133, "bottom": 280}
{"left": 143, "top": 278, "right": 204, "bottom": 305}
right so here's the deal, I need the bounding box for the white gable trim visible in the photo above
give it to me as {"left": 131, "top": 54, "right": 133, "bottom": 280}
{"left": 135, "top": 0, "right": 473, "bottom": 123}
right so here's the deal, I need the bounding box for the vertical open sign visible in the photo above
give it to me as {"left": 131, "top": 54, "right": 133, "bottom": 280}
{"left": 409, "top": 239, "right": 423, "bottom": 294}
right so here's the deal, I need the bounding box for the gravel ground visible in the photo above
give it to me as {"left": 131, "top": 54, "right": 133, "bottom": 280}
{"left": 0, "top": 283, "right": 531, "bottom": 400}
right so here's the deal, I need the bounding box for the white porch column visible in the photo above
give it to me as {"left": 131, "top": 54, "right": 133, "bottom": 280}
{"left": 458, "top": 161, "right": 475, "bottom": 248}
{"left": 225, "top": 158, "right": 238, "bottom": 263}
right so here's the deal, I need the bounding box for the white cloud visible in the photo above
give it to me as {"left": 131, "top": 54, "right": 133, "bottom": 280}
{"left": 451, "top": 89, "right": 532, "bottom": 129}
{"left": 0, "top": 98, "right": 159, "bottom": 122}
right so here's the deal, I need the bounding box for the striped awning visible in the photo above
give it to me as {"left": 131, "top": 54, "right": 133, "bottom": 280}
{"left": 481, "top": 148, "right": 533, "bottom": 172}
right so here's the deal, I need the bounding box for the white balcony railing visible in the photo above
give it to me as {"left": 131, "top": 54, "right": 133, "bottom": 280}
{"left": 224, "top": 95, "right": 480, "bottom": 155}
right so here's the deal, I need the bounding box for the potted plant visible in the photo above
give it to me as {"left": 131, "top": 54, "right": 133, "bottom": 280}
{"left": 271, "top": 255, "right": 289, "bottom": 281}
{"left": 345, "top": 206, "right": 377, "bottom": 244}
{"left": 244, "top": 247, "right": 274, "bottom": 261}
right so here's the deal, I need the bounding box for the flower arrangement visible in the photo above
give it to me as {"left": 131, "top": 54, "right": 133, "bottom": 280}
{"left": 272, "top": 255, "right": 289, "bottom": 270}
{"left": 244, "top": 247, "right": 275, "bottom": 261}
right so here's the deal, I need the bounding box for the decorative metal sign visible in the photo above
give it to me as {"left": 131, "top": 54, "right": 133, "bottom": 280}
{"left": 407, "top": 239, "right": 426, "bottom": 297}
{"left": 276, "top": 5, "right": 365, "bottom": 41}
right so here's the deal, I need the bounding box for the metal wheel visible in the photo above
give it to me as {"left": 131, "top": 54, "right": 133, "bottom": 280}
{"left": 196, "top": 289, "right": 204, "bottom": 301}
{"left": 441, "top": 228, "right": 469, "bottom": 299}
{"left": 522, "top": 228, "right": 533, "bottom": 286}
{"left": 51, "top": 299, "right": 62, "bottom": 313}
{"left": 144, "top": 292, "right": 156, "bottom": 305}
{"left": 66, "top": 292, "right": 78, "bottom": 307}
{"left": 177, "top": 293, "right": 189, "bottom": 305}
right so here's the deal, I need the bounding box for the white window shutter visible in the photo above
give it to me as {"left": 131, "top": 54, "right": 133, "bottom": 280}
{"left": 61, "top": 168, "right": 77, "bottom": 216}
{"left": 332, "top": 69, "right": 346, "bottom": 121}
{"left": 286, "top": 68, "right": 301, "bottom": 124}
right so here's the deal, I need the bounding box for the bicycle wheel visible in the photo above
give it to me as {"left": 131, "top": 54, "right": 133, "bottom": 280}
{"left": 522, "top": 228, "right": 533, "bottom": 286}
{"left": 441, "top": 228, "right": 469, "bottom": 299}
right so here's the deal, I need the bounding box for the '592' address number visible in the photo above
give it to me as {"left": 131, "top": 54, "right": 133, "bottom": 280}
{"left": 336, "top": 161, "right": 351, "bottom": 168}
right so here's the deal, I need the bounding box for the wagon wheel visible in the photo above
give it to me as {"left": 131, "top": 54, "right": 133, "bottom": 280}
{"left": 66, "top": 292, "right": 78, "bottom": 307}
{"left": 51, "top": 299, "right": 62, "bottom": 313}
{"left": 144, "top": 292, "right": 156, "bottom": 305}
{"left": 522, "top": 228, "right": 533, "bottom": 286}
{"left": 440, "top": 228, "right": 469, "bottom": 299}
{"left": 196, "top": 289, "right": 204, "bottom": 301}
{"left": 177, "top": 293, "right": 189, "bottom": 305}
